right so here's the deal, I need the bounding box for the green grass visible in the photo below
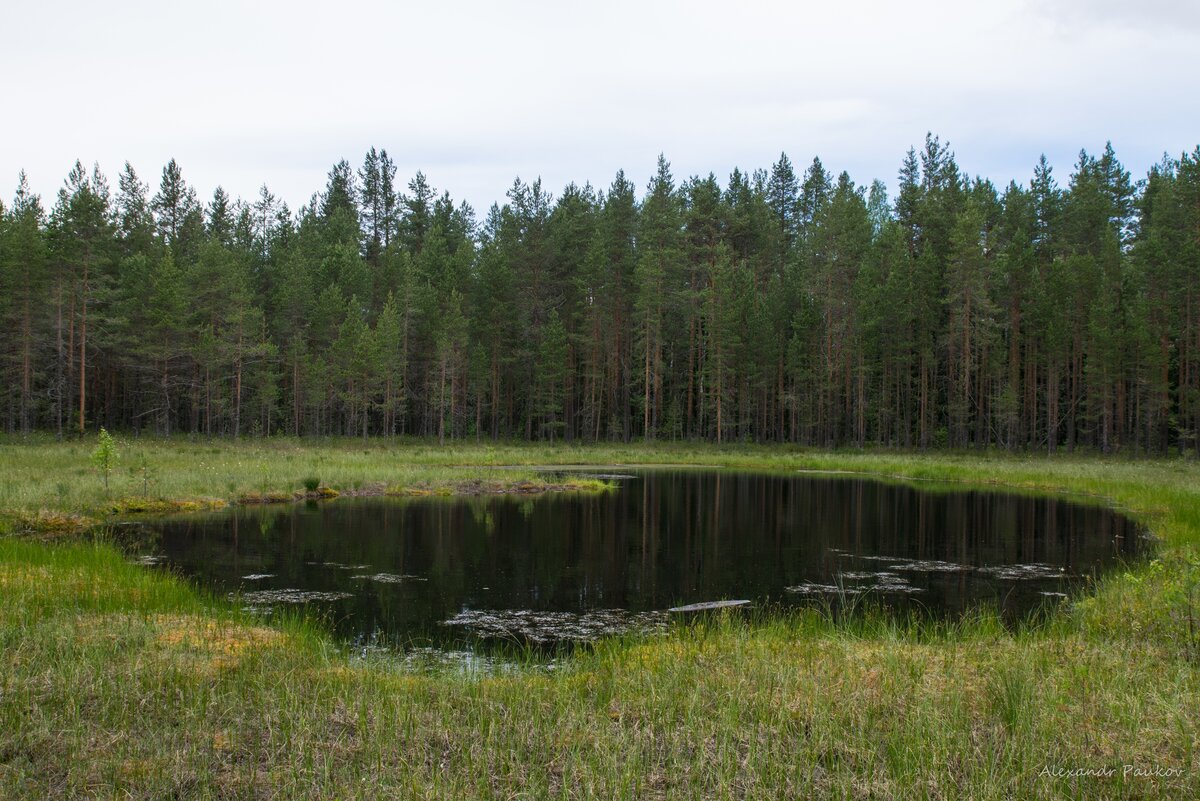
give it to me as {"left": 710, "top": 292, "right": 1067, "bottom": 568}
{"left": 1, "top": 436, "right": 1198, "bottom": 798}
{"left": 0, "top": 435, "right": 617, "bottom": 534}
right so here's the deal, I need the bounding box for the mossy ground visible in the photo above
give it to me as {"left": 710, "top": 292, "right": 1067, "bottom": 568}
{"left": 0, "top": 436, "right": 1197, "bottom": 798}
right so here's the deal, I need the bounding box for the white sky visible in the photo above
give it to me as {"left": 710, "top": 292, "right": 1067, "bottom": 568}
{"left": 2, "top": 0, "right": 1197, "bottom": 213}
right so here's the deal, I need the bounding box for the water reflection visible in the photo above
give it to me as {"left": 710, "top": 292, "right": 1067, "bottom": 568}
{"left": 144, "top": 471, "right": 1143, "bottom": 648}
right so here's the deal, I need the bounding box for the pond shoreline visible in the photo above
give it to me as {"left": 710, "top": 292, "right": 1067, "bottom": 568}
{"left": 1, "top": 440, "right": 1197, "bottom": 798}
{"left": 6, "top": 473, "right": 612, "bottom": 537}
{"left": 151, "top": 468, "right": 1143, "bottom": 646}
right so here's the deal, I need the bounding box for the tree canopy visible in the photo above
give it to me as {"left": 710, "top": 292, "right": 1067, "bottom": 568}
{"left": 3, "top": 137, "right": 1198, "bottom": 453}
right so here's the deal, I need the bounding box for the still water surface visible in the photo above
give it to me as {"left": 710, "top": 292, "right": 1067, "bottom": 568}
{"left": 141, "top": 470, "right": 1143, "bottom": 650}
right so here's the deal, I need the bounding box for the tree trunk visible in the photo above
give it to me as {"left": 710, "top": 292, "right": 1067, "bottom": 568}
{"left": 78, "top": 256, "right": 88, "bottom": 434}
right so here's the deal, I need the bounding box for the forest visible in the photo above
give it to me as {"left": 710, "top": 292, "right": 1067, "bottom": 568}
{"left": 1, "top": 136, "right": 1198, "bottom": 453}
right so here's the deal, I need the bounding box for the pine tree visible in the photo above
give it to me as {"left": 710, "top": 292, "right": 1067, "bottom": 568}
{"left": 809, "top": 172, "right": 871, "bottom": 445}
{"left": 595, "top": 171, "right": 638, "bottom": 440}
{"left": 378, "top": 150, "right": 400, "bottom": 251}
{"left": 634, "top": 155, "right": 682, "bottom": 440}
{"left": 1, "top": 173, "right": 48, "bottom": 433}
{"left": 536, "top": 311, "right": 569, "bottom": 441}
{"left": 206, "top": 187, "right": 235, "bottom": 246}
{"left": 151, "top": 159, "right": 201, "bottom": 255}
{"left": 144, "top": 251, "right": 188, "bottom": 434}
{"left": 473, "top": 205, "right": 519, "bottom": 438}
{"left": 50, "top": 161, "right": 114, "bottom": 434}
{"left": 359, "top": 147, "right": 384, "bottom": 266}
{"left": 401, "top": 172, "right": 435, "bottom": 253}
{"left": 7, "top": 139, "right": 1200, "bottom": 452}
{"left": 321, "top": 160, "right": 359, "bottom": 223}
{"left": 374, "top": 291, "right": 405, "bottom": 436}
{"left": 114, "top": 163, "right": 155, "bottom": 258}
{"left": 765, "top": 153, "right": 800, "bottom": 277}
{"left": 704, "top": 245, "right": 752, "bottom": 442}
{"left": 944, "top": 189, "right": 999, "bottom": 447}
{"left": 332, "top": 297, "right": 376, "bottom": 439}
{"left": 434, "top": 289, "right": 467, "bottom": 444}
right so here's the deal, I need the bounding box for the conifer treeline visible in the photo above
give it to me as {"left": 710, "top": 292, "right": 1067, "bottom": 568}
{"left": 2, "top": 136, "right": 1198, "bottom": 452}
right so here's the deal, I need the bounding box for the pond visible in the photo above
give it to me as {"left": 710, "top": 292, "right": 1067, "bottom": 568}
{"left": 136, "top": 469, "right": 1145, "bottom": 651}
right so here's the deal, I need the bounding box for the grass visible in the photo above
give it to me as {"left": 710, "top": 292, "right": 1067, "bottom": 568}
{"left": 0, "top": 435, "right": 615, "bottom": 535}
{"left": 1, "top": 435, "right": 1198, "bottom": 798}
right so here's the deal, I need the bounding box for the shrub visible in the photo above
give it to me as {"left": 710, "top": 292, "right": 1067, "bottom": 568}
{"left": 91, "top": 428, "right": 119, "bottom": 494}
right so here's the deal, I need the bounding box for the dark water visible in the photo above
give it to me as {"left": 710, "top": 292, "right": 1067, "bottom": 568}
{"left": 140, "top": 470, "right": 1144, "bottom": 650}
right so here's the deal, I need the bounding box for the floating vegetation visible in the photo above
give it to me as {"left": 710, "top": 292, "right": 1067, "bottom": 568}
{"left": 305, "top": 561, "right": 372, "bottom": 570}
{"left": 841, "top": 559, "right": 1070, "bottom": 582}
{"left": 785, "top": 582, "right": 862, "bottom": 596}
{"left": 869, "top": 574, "right": 925, "bottom": 593}
{"left": 235, "top": 588, "right": 354, "bottom": 608}
{"left": 241, "top": 573, "right": 275, "bottom": 581}
{"left": 886, "top": 559, "right": 972, "bottom": 573}
{"left": 788, "top": 570, "right": 925, "bottom": 595}
{"left": 843, "top": 570, "right": 924, "bottom": 594}
{"left": 443, "top": 608, "right": 668, "bottom": 644}
{"left": 349, "top": 572, "right": 426, "bottom": 584}
{"left": 829, "top": 552, "right": 1066, "bottom": 583}
{"left": 977, "top": 563, "right": 1069, "bottom": 581}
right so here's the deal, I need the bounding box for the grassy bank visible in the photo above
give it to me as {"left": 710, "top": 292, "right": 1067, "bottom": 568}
{"left": 1, "top": 436, "right": 1198, "bottom": 798}
{"left": 0, "top": 436, "right": 618, "bottom": 536}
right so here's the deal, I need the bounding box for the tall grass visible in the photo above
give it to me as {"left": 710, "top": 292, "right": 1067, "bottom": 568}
{"left": 1, "top": 437, "right": 1197, "bottom": 797}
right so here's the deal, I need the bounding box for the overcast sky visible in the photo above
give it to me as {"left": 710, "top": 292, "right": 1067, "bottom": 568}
{"left": 2, "top": 0, "right": 1197, "bottom": 214}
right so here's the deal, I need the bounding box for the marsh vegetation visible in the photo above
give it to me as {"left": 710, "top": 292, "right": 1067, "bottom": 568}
{"left": 0, "top": 439, "right": 1197, "bottom": 797}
